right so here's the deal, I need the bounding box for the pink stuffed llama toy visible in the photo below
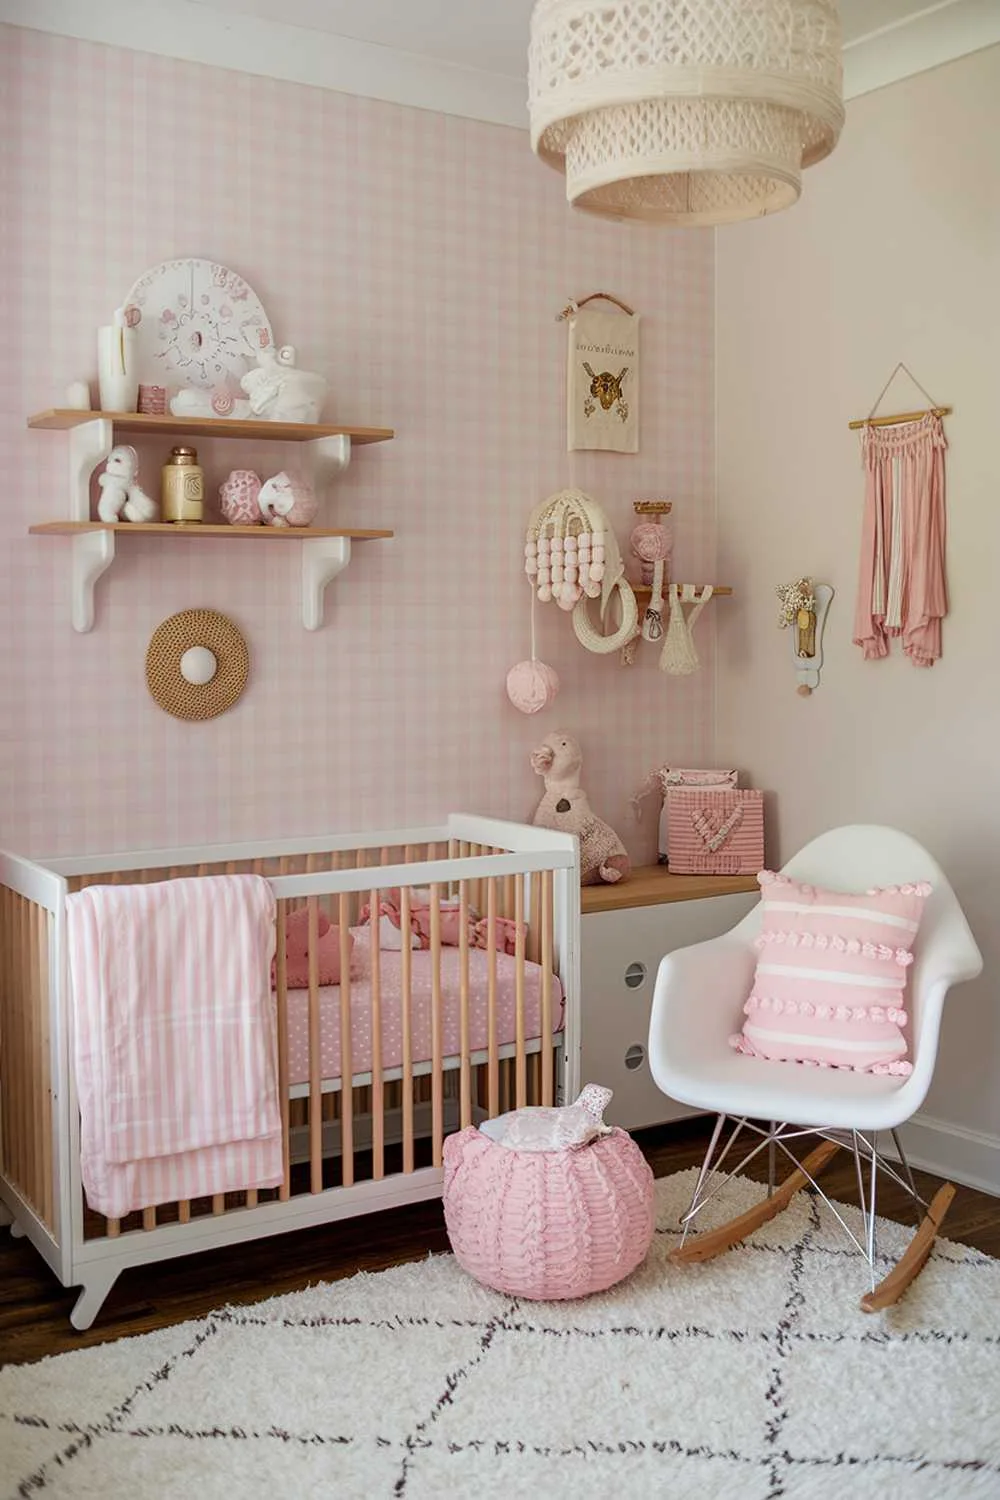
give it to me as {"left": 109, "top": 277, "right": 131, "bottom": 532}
{"left": 530, "top": 731, "right": 631, "bottom": 885}
{"left": 275, "top": 906, "right": 351, "bottom": 989}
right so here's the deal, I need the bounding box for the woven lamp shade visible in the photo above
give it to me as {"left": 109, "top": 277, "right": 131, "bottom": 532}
{"left": 529, "top": 0, "right": 844, "bottom": 226}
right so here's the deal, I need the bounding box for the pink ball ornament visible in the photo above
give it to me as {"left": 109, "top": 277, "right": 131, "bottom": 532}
{"left": 506, "top": 659, "right": 560, "bottom": 714}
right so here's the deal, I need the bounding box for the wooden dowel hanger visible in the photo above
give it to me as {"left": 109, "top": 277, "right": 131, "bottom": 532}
{"left": 849, "top": 361, "right": 951, "bottom": 430}
{"left": 556, "top": 291, "right": 635, "bottom": 320}
{"left": 848, "top": 406, "right": 952, "bottom": 431}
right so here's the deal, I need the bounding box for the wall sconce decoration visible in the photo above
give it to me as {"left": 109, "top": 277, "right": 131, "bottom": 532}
{"left": 776, "top": 577, "right": 834, "bottom": 696}
{"left": 146, "top": 608, "right": 249, "bottom": 720}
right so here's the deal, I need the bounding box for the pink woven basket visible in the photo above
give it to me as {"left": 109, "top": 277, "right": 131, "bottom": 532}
{"left": 666, "top": 788, "right": 764, "bottom": 875}
{"left": 442, "top": 1126, "right": 655, "bottom": 1300}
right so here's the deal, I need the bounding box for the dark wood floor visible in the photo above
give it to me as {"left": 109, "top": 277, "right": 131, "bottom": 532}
{"left": 2, "top": 1116, "right": 998, "bottom": 1367}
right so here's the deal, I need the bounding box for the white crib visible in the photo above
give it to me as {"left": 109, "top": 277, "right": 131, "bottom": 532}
{"left": 0, "top": 814, "right": 580, "bottom": 1328}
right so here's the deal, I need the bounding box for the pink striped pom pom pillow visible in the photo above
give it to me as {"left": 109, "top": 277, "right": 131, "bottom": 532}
{"left": 730, "top": 871, "right": 930, "bottom": 1076}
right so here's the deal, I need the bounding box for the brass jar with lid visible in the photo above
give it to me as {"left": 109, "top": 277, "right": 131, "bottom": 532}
{"left": 161, "top": 445, "right": 204, "bottom": 524}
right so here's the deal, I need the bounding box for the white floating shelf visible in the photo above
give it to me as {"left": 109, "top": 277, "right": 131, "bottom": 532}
{"left": 28, "top": 410, "right": 395, "bottom": 630}
{"left": 30, "top": 523, "right": 393, "bottom": 633}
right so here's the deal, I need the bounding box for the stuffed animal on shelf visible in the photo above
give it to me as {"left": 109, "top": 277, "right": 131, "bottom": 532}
{"left": 258, "top": 470, "right": 319, "bottom": 527}
{"left": 530, "top": 731, "right": 631, "bottom": 885}
{"left": 96, "top": 445, "right": 158, "bottom": 523}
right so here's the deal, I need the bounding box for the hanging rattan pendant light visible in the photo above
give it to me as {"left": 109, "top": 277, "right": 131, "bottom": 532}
{"left": 529, "top": 0, "right": 844, "bottom": 226}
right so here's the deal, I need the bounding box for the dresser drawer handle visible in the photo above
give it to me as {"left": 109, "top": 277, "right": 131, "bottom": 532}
{"left": 624, "top": 961, "right": 647, "bottom": 989}
{"left": 625, "top": 1043, "right": 646, "bottom": 1071}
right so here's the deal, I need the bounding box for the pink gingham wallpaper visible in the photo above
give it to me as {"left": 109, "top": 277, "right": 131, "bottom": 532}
{"left": 1, "top": 25, "right": 715, "bottom": 861}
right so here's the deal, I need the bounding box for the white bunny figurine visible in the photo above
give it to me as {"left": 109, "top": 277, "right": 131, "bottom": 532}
{"left": 97, "top": 445, "right": 158, "bottom": 523}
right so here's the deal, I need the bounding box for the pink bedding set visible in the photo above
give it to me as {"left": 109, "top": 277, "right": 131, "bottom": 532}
{"left": 284, "top": 930, "right": 564, "bottom": 1088}
{"left": 66, "top": 876, "right": 283, "bottom": 1219}
{"left": 731, "top": 870, "right": 929, "bottom": 1075}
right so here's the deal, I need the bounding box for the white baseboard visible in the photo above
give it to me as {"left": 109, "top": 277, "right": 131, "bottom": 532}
{"left": 885, "top": 1113, "right": 1000, "bottom": 1198}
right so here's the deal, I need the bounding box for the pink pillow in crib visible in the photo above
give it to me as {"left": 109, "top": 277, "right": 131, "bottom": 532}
{"left": 274, "top": 907, "right": 351, "bottom": 990}
{"left": 730, "top": 870, "right": 930, "bottom": 1076}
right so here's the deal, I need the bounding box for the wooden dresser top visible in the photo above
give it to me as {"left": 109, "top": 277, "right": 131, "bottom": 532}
{"left": 581, "top": 864, "right": 760, "bottom": 915}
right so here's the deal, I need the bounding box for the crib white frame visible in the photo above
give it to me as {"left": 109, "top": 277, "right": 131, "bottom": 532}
{"left": 0, "top": 814, "right": 580, "bottom": 1329}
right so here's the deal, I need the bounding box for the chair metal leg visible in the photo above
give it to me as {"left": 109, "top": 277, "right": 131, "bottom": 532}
{"left": 891, "top": 1127, "right": 923, "bottom": 1227}
{"left": 679, "top": 1112, "right": 727, "bottom": 1246}
{"left": 866, "top": 1130, "right": 879, "bottom": 1293}
{"left": 767, "top": 1123, "right": 776, "bottom": 1199}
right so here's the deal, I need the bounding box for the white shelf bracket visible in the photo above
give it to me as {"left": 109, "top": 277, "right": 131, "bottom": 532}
{"left": 301, "top": 433, "right": 352, "bottom": 492}
{"left": 71, "top": 530, "right": 115, "bottom": 633}
{"left": 302, "top": 535, "right": 352, "bottom": 630}
{"left": 68, "top": 417, "right": 113, "bottom": 521}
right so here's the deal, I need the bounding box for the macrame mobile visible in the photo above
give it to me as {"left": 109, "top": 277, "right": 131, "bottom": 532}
{"left": 524, "top": 488, "right": 638, "bottom": 655}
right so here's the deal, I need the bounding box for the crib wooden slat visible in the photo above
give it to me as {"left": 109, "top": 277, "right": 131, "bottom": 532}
{"left": 370, "top": 886, "right": 384, "bottom": 1180}
{"left": 339, "top": 894, "right": 354, "bottom": 1187}
{"left": 528, "top": 871, "right": 542, "bottom": 965}
{"left": 540, "top": 869, "right": 554, "bottom": 1107}
{"left": 486, "top": 877, "right": 499, "bottom": 1118}
{"left": 105, "top": 1218, "right": 121, "bottom": 1238}
{"left": 400, "top": 884, "right": 414, "bottom": 1173}
{"left": 276, "top": 883, "right": 291, "bottom": 1201}
{"left": 36, "top": 903, "right": 54, "bottom": 1229}
{"left": 178, "top": 1200, "right": 191, "bottom": 1224}
{"left": 514, "top": 876, "right": 526, "bottom": 1109}
{"left": 143, "top": 1207, "right": 157, "bottom": 1230}
{"left": 307, "top": 895, "right": 322, "bottom": 1194}
{"left": 212, "top": 1194, "right": 225, "bottom": 1216}
{"left": 23, "top": 896, "right": 40, "bottom": 1216}
{"left": 430, "top": 883, "right": 444, "bottom": 1166}
{"left": 459, "top": 879, "right": 471, "bottom": 1129}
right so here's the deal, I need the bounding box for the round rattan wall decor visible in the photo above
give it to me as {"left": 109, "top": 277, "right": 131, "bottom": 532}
{"left": 146, "top": 609, "right": 249, "bottom": 721}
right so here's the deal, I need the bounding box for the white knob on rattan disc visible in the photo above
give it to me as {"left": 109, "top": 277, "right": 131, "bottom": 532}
{"left": 180, "top": 646, "right": 218, "bottom": 685}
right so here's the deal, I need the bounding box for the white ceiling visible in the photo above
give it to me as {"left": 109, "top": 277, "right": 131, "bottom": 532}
{"left": 188, "top": 0, "right": 945, "bottom": 75}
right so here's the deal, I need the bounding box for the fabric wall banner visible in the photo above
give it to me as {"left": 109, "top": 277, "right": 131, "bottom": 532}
{"left": 567, "top": 309, "right": 639, "bottom": 453}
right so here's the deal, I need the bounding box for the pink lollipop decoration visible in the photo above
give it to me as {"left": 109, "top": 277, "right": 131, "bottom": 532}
{"left": 629, "top": 519, "right": 673, "bottom": 585}
{"left": 211, "top": 389, "right": 237, "bottom": 416}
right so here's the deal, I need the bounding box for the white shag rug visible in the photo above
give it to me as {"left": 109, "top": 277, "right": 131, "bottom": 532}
{"left": 4, "top": 1169, "right": 1000, "bottom": 1499}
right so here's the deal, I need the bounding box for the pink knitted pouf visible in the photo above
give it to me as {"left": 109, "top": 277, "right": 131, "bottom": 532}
{"left": 442, "top": 1126, "right": 655, "bottom": 1300}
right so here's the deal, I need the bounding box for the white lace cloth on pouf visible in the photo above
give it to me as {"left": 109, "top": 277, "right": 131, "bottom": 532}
{"left": 478, "top": 1084, "right": 613, "bottom": 1152}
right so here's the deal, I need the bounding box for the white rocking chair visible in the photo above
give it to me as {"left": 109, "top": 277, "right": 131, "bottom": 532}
{"left": 648, "top": 826, "right": 983, "bottom": 1311}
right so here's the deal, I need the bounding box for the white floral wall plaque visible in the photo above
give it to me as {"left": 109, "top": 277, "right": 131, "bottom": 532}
{"left": 123, "top": 258, "right": 273, "bottom": 396}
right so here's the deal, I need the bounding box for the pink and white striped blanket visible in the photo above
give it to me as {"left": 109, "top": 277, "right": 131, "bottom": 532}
{"left": 66, "top": 875, "right": 283, "bottom": 1219}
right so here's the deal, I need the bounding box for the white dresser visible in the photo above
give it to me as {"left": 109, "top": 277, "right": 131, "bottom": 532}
{"left": 579, "top": 867, "right": 760, "bottom": 1130}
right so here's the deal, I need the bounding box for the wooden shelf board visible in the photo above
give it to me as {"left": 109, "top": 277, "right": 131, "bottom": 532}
{"left": 632, "top": 583, "right": 733, "bottom": 599}
{"left": 28, "top": 409, "right": 394, "bottom": 444}
{"left": 30, "top": 522, "right": 393, "bottom": 540}
{"left": 582, "top": 864, "right": 760, "bottom": 914}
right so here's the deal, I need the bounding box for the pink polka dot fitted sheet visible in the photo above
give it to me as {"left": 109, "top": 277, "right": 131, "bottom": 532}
{"left": 284, "top": 930, "right": 564, "bottom": 1088}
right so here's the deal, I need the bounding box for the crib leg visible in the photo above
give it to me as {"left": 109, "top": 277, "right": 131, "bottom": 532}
{"left": 9, "top": 1217, "right": 26, "bottom": 1239}
{"left": 70, "top": 1268, "right": 119, "bottom": 1331}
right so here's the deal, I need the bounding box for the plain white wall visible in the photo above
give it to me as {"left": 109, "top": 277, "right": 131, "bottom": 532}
{"left": 715, "top": 46, "right": 1000, "bottom": 1182}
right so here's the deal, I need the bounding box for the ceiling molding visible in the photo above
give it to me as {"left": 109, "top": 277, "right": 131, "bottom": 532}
{"left": 2, "top": 0, "right": 998, "bottom": 126}
{"left": 842, "top": 0, "right": 1000, "bottom": 99}
{"left": 0, "top": 0, "right": 529, "bottom": 128}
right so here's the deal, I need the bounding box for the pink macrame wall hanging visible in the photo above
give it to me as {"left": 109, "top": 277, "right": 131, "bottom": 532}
{"left": 850, "top": 365, "right": 951, "bottom": 668}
